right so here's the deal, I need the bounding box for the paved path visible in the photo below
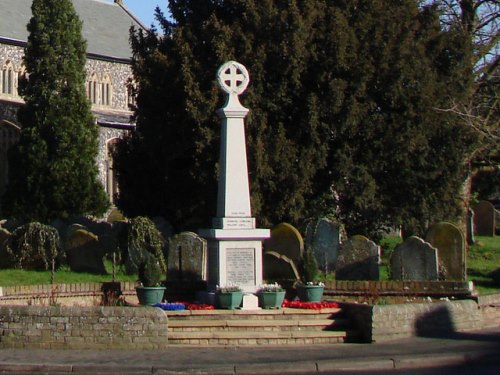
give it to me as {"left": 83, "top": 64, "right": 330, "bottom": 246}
{"left": 0, "top": 328, "right": 498, "bottom": 374}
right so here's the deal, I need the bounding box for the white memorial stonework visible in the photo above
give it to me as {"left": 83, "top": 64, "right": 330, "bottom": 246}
{"left": 199, "top": 61, "right": 270, "bottom": 293}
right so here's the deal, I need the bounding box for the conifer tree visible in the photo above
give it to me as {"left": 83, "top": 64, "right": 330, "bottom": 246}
{"left": 117, "top": 0, "right": 476, "bottom": 237}
{"left": 2, "top": 0, "right": 109, "bottom": 222}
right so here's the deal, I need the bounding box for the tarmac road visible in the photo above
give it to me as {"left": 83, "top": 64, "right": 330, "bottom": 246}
{"left": 0, "top": 328, "right": 498, "bottom": 374}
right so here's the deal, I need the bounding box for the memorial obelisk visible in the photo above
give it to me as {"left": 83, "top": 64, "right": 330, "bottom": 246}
{"left": 199, "top": 61, "right": 270, "bottom": 293}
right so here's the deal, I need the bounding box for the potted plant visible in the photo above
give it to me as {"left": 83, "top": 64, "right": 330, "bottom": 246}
{"left": 296, "top": 249, "right": 324, "bottom": 302}
{"left": 257, "top": 283, "right": 286, "bottom": 309}
{"left": 216, "top": 284, "right": 243, "bottom": 310}
{"left": 136, "top": 254, "right": 166, "bottom": 305}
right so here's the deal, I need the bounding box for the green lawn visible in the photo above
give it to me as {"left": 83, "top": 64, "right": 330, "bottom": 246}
{"left": 0, "top": 263, "right": 136, "bottom": 287}
{"left": 468, "top": 236, "right": 500, "bottom": 294}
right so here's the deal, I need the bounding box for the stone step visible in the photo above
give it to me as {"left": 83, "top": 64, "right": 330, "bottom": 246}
{"left": 168, "top": 318, "right": 349, "bottom": 332}
{"left": 165, "top": 307, "right": 355, "bottom": 345}
{"left": 166, "top": 308, "right": 343, "bottom": 321}
{"left": 167, "top": 330, "right": 349, "bottom": 346}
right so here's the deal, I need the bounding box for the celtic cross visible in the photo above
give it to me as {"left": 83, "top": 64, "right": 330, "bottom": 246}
{"left": 217, "top": 61, "right": 249, "bottom": 96}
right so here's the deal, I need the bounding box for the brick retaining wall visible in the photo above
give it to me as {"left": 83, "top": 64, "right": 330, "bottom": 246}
{"left": 0, "top": 305, "right": 168, "bottom": 350}
{"left": 0, "top": 282, "right": 136, "bottom": 297}
{"left": 324, "top": 280, "right": 472, "bottom": 297}
{"left": 342, "top": 293, "right": 500, "bottom": 342}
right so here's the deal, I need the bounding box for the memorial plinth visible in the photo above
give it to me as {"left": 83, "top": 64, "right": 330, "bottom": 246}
{"left": 199, "top": 61, "right": 270, "bottom": 293}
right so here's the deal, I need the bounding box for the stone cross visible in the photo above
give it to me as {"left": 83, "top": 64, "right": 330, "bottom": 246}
{"left": 199, "top": 61, "right": 269, "bottom": 295}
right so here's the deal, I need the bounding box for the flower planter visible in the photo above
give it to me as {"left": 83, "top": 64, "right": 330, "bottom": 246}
{"left": 136, "top": 286, "right": 166, "bottom": 305}
{"left": 217, "top": 291, "right": 243, "bottom": 310}
{"left": 297, "top": 285, "right": 324, "bottom": 302}
{"left": 259, "top": 291, "right": 286, "bottom": 309}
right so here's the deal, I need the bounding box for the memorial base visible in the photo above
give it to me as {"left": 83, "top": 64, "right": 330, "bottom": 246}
{"left": 199, "top": 228, "right": 270, "bottom": 293}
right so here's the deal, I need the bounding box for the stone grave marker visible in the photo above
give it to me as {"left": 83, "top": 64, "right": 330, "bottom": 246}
{"left": 64, "top": 228, "right": 107, "bottom": 274}
{"left": 305, "top": 218, "right": 341, "bottom": 273}
{"left": 335, "top": 235, "right": 380, "bottom": 280}
{"left": 473, "top": 200, "right": 495, "bottom": 236}
{"left": 264, "top": 222, "right": 304, "bottom": 264}
{"left": 263, "top": 223, "right": 303, "bottom": 281}
{"left": 425, "top": 222, "right": 465, "bottom": 281}
{"left": 168, "top": 231, "right": 207, "bottom": 282}
{"left": 0, "top": 228, "right": 11, "bottom": 268}
{"left": 390, "top": 236, "right": 439, "bottom": 280}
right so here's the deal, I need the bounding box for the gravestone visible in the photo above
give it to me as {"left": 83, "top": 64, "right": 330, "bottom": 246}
{"left": 304, "top": 218, "right": 341, "bottom": 273}
{"left": 390, "top": 236, "right": 438, "bottom": 280}
{"left": 168, "top": 231, "right": 207, "bottom": 282}
{"left": 0, "top": 228, "right": 11, "bottom": 269}
{"left": 263, "top": 223, "right": 303, "bottom": 281}
{"left": 153, "top": 217, "right": 174, "bottom": 244}
{"left": 473, "top": 200, "right": 495, "bottom": 236}
{"left": 65, "top": 228, "right": 107, "bottom": 274}
{"left": 264, "top": 223, "right": 304, "bottom": 264}
{"left": 335, "top": 235, "right": 380, "bottom": 280}
{"left": 425, "top": 222, "right": 465, "bottom": 281}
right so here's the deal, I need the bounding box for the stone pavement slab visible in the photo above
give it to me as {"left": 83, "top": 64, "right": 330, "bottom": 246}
{"left": 0, "top": 328, "right": 498, "bottom": 374}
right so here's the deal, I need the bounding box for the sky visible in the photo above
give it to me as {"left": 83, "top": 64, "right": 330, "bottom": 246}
{"left": 121, "top": 0, "right": 169, "bottom": 28}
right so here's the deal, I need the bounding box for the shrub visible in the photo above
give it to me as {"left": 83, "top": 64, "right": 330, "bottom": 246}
{"left": 6, "top": 222, "right": 61, "bottom": 270}
{"left": 138, "top": 254, "right": 163, "bottom": 287}
{"left": 299, "top": 249, "right": 319, "bottom": 283}
{"left": 120, "top": 216, "right": 166, "bottom": 274}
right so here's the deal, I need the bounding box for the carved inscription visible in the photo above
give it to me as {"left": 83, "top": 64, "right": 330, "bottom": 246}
{"left": 226, "top": 248, "right": 255, "bottom": 285}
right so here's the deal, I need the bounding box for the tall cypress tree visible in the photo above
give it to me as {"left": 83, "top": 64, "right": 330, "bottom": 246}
{"left": 2, "top": 0, "right": 109, "bottom": 222}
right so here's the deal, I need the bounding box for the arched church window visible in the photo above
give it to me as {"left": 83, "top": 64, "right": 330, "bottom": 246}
{"left": 87, "top": 73, "right": 99, "bottom": 104}
{"left": 105, "top": 138, "right": 120, "bottom": 203}
{"left": 100, "top": 74, "right": 112, "bottom": 106}
{"left": 126, "top": 78, "right": 137, "bottom": 110}
{"left": 0, "top": 121, "right": 21, "bottom": 197}
{"left": 1, "top": 60, "right": 15, "bottom": 95}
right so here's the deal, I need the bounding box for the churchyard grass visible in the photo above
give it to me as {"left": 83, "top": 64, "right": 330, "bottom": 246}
{"left": 468, "top": 235, "right": 500, "bottom": 294}
{"left": 0, "top": 262, "right": 136, "bottom": 287}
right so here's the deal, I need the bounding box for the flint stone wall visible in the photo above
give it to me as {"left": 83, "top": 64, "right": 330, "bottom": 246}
{"left": 0, "top": 305, "right": 168, "bottom": 350}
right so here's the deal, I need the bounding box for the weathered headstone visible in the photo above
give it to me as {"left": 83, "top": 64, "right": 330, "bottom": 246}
{"left": 65, "top": 228, "right": 107, "bottom": 274}
{"left": 473, "top": 200, "right": 495, "bottom": 237}
{"left": 335, "top": 235, "right": 380, "bottom": 280}
{"left": 425, "top": 222, "right": 466, "bottom": 281}
{"left": 153, "top": 217, "right": 173, "bottom": 240}
{"left": 264, "top": 223, "right": 304, "bottom": 264}
{"left": 263, "top": 250, "right": 300, "bottom": 281}
{"left": 168, "top": 232, "right": 207, "bottom": 282}
{"left": 489, "top": 268, "right": 500, "bottom": 287}
{"left": 390, "top": 236, "right": 439, "bottom": 281}
{"left": 0, "top": 228, "right": 11, "bottom": 269}
{"left": 305, "top": 218, "right": 341, "bottom": 273}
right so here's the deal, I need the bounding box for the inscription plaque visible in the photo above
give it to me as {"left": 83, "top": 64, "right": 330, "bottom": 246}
{"left": 226, "top": 248, "right": 255, "bottom": 285}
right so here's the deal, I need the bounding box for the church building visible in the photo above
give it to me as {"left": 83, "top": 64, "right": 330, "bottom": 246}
{"left": 0, "top": 0, "right": 143, "bottom": 207}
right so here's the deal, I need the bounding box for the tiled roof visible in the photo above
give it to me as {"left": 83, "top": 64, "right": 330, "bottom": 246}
{"left": 0, "top": 0, "right": 144, "bottom": 61}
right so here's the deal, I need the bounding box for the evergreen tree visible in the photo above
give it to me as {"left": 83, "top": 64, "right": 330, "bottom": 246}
{"left": 2, "top": 0, "right": 109, "bottom": 222}
{"left": 117, "top": 0, "right": 476, "bottom": 237}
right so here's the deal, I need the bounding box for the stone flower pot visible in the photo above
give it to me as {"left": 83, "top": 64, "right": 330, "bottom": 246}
{"left": 217, "top": 291, "right": 243, "bottom": 310}
{"left": 136, "top": 286, "right": 166, "bottom": 306}
{"left": 296, "top": 284, "right": 324, "bottom": 302}
{"left": 258, "top": 291, "right": 286, "bottom": 309}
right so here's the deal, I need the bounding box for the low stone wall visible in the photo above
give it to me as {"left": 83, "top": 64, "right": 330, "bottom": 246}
{"left": 342, "top": 294, "right": 500, "bottom": 342}
{"left": 0, "top": 305, "right": 168, "bottom": 350}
